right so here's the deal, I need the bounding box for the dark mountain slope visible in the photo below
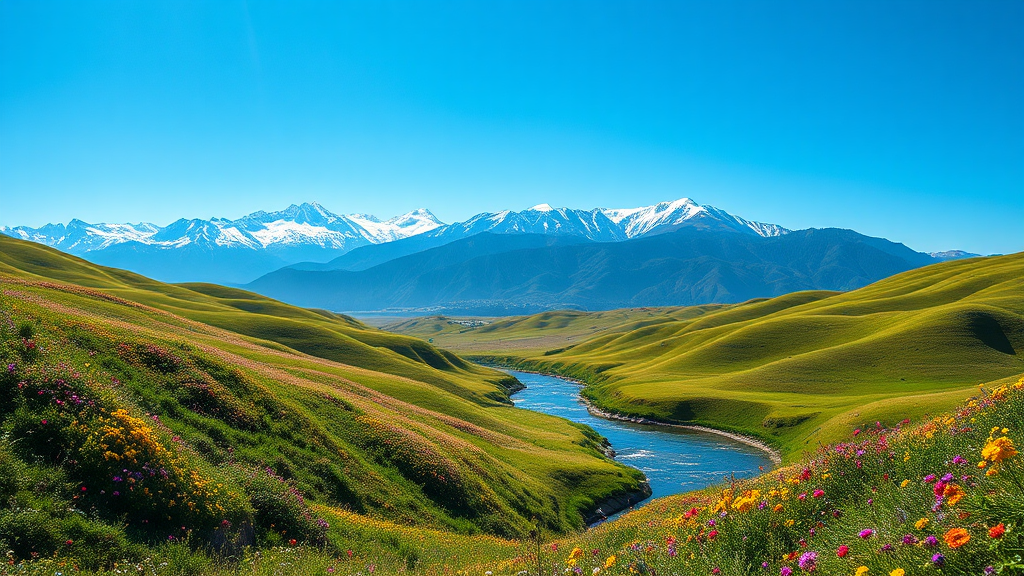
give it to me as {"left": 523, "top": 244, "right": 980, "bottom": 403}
{"left": 247, "top": 228, "right": 940, "bottom": 314}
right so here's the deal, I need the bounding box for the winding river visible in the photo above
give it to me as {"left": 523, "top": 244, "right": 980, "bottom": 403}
{"left": 507, "top": 370, "right": 773, "bottom": 519}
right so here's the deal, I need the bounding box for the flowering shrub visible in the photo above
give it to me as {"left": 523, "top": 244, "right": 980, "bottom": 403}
{"left": 233, "top": 465, "right": 330, "bottom": 545}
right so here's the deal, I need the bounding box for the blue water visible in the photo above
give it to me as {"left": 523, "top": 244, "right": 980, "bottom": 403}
{"left": 508, "top": 370, "right": 773, "bottom": 512}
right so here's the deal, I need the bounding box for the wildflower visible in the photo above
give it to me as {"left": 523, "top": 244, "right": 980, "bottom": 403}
{"left": 901, "top": 534, "right": 917, "bottom": 545}
{"left": 985, "top": 567, "right": 996, "bottom": 575}
{"left": 812, "top": 490, "right": 824, "bottom": 499}
{"left": 943, "top": 528, "right": 970, "bottom": 548}
{"left": 708, "top": 530, "right": 718, "bottom": 541}
{"left": 952, "top": 455, "right": 966, "bottom": 465}
{"left": 922, "top": 536, "right": 939, "bottom": 547}
{"left": 288, "top": 539, "right": 297, "bottom": 546}
{"left": 781, "top": 568, "right": 793, "bottom": 576}
{"left": 798, "top": 551, "right": 817, "bottom": 572}
{"left": 989, "top": 524, "right": 1005, "bottom": 539}
{"left": 982, "top": 437, "right": 1017, "bottom": 462}
{"left": 65, "top": 540, "right": 73, "bottom": 545}
{"left": 899, "top": 479, "right": 910, "bottom": 488}
{"left": 836, "top": 545, "right": 849, "bottom": 558}
{"left": 855, "top": 568, "right": 869, "bottom": 576}
{"left": 914, "top": 517, "right": 929, "bottom": 530}
{"left": 858, "top": 529, "right": 874, "bottom": 539}
{"left": 604, "top": 555, "right": 616, "bottom": 569}
{"left": 712, "top": 569, "right": 721, "bottom": 575}
{"left": 943, "top": 484, "right": 965, "bottom": 506}
{"left": 889, "top": 570, "right": 904, "bottom": 576}
{"left": 880, "top": 543, "right": 893, "bottom": 552}
{"left": 931, "top": 553, "right": 945, "bottom": 567}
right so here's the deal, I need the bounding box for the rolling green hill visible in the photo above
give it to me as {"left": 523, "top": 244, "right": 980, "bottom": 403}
{"left": 0, "top": 235, "right": 647, "bottom": 567}
{"left": 387, "top": 253, "right": 1024, "bottom": 459}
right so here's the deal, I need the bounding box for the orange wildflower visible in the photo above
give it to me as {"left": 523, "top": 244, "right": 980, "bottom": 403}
{"left": 943, "top": 528, "right": 970, "bottom": 549}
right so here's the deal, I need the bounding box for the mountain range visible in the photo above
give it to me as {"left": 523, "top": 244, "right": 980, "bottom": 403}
{"left": 2, "top": 197, "right": 981, "bottom": 311}
{"left": 0, "top": 197, "right": 792, "bottom": 284}
{"left": 0, "top": 202, "right": 443, "bottom": 283}
{"left": 246, "top": 227, "right": 948, "bottom": 315}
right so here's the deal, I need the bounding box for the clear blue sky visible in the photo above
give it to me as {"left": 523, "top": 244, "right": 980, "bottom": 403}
{"left": 1, "top": 1, "right": 1021, "bottom": 254}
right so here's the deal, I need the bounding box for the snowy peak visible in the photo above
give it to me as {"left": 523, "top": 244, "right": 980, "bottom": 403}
{"left": 0, "top": 203, "right": 448, "bottom": 256}
{"left": 429, "top": 197, "right": 787, "bottom": 244}
{"left": 433, "top": 204, "right": 626, "bottom": 242}
{"left": 348, "top": 208, "right": 443, "bottom": 243}
{"left": 0, "top": 197, "right": 788, "bottom": 274}
{"left": 601, "top": 197, "right": 787, "bottom": 238}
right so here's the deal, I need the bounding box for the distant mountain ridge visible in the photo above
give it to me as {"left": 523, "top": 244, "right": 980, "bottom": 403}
{"left": 0, "top": 197, "right": 787, "bottom": 283}
{"left": 247, "top": 227, "right": 944, "bottom": 315}
{"left": 0, "top": 201, "right": 442, "bottom": 257}
{"left": 0, "top": 202, "right": 443, "bottom": 284}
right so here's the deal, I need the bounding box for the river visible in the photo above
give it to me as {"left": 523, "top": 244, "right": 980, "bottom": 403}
{"left": 507, "top": 370, "right": 773, "bottom": 519}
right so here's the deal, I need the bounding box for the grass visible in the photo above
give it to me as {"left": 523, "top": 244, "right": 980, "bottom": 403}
{"left": 0, "top": 236, "right": 648, "bottom": 564}
{"left": 3, "top": 235, "right": 1021, "bottom": 574}
{"left": 386, "top": 253, "right": 1024, "bottom": 461}
{"left": 8, "top": 373, "right": 1024, "bottom": 574}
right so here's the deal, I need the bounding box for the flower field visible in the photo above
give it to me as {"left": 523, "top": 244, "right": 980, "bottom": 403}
{"left": 1, "top": 238, "right": 1021, "bottom": 575}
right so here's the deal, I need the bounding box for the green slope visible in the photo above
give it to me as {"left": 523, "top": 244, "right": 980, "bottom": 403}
{"left": 0, "top": 235, "right": 647, "bottom": 556}
{"left": 388, "top": 253, "right": 1024, "bottom": 459}
{"left": 0, "top": 235, "right": 519, "bottom": 405}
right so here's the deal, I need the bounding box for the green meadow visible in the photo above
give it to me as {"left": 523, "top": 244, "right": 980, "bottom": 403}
{"left": 2, "top": 235, "right": 1022, "bottom": 574}
{"left": 388, "top": 253, "right": 1024, "bottom": 460}
{"left": 0, "top": 236, "right": 646, "bottom": 559}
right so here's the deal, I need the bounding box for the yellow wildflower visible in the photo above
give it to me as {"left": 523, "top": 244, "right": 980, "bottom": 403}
{"left": 855, "top": 567, "right": 869, "bottom": 576}
{"left": 890, "top": 570, "right": 905, "bottom": 576}
{"left": 915, "top": 517, "right": 929, "bottom": 530}
{"left": 982, "top": 437, "right": 1017, "bottom": 462}
{"left": 604, "top": 555, "right": 616, "bottom": 569}
{"left": 900, "top": 479, "right": 910, "bottom": 488}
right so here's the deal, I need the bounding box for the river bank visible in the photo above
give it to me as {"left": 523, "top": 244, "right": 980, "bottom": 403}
{"left": 503, "top": 367, "right": 783, "bottom": 465}
{"left": 505, "top": 369, "right": 776, "bottom": 528}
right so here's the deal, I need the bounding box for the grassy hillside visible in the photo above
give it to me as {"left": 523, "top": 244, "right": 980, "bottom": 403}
{"left": 0, "top": 234, "right": 524, "bottom": 406}
{"left": 0, "top": 236, "right": 648, "bottom": 567}
{"left": 388, "top": 253, "right": 1024, "bottom": 460}
{"left": 10, "top": 369, "right": 1024, "bottom": 574}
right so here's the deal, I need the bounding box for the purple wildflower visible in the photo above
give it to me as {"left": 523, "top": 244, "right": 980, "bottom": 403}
{"left": 798, "top": 551, "right": 818, "bottom": 572}
{"left": 931, "top": 553, "right": 945, "bottom": 567}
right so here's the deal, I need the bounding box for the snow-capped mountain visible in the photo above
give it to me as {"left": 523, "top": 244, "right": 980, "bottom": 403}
{"left": 1, "top": 202, "right": 443, "bottom": 256}
{"left": 431, "top": 203, "right": 627, "bottom": 242}
{"left": 427, "top": 197, "right": 787, "bottom": 243}
{"left": 0, "top": 197, "right": 785, "bottom": 284}
{"left": 602, "top": 198, "right": 788, "bottom": 238}
{"left": 929, "top": 250, "right": 982, "bottom": 261}
{"left": 0, "top": 203, "right": 443, "bottom": 284}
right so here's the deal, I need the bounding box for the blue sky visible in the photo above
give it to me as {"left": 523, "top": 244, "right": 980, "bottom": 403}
{"left": 1, "top": 1, "right": 1021, "bottom": 254}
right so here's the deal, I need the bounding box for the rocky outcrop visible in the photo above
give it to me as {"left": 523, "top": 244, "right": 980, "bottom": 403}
{"left": 583, "top": 482, "right": 653, "bottom": 526}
